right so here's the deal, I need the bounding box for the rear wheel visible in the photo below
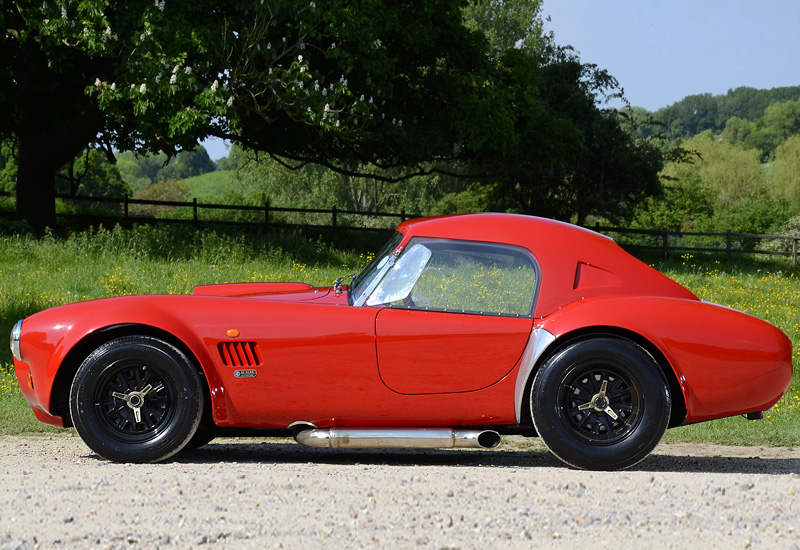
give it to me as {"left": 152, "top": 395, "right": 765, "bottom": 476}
{"left": 530, "top": 337, "right": 670, "bottom": 470}
{"left": 69, "top": 336, "right": 204, "bottom": 463}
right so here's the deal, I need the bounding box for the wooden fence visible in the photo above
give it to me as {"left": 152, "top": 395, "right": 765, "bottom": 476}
{"left": 2, "top": 191, "right": 799, "bottom": 266}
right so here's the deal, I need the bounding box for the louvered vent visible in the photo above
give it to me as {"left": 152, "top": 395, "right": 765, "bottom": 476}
{"left": 218, "top": 341, "right": 262, "bottom": 367}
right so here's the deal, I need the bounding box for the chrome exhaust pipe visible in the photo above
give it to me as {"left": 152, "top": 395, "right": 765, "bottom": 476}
{"left": 294, "top": 427, "right": 502, "bottom": 449}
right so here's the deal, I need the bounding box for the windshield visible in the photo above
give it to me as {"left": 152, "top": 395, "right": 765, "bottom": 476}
{"left": 349, "top": 231, "right": 404, "bottom": 306}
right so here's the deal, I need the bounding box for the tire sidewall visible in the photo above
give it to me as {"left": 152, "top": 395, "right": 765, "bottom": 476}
{"left": 70, "top": 336, "right": 203, "bottom": 463}
{"left": 531, "top": 337, "right": 671, "bottom": 471}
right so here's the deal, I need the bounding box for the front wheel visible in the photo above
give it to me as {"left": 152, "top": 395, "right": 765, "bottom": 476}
{"left": 69, "top": 336, "right": 204, "bottom": 463}
{"left": 530, "top": 337, "right": 670, "bottom": 471}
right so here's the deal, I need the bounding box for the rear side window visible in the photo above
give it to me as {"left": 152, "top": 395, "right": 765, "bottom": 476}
{"left": 367, "top": 237, "right": 538, "bottom": 317}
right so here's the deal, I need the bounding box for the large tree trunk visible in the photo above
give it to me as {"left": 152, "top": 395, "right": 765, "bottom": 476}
{"left": 13, "top": 38, "right": 104, "bottom": 234}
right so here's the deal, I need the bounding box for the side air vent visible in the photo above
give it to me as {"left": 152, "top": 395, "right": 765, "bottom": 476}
{"left": 218, "top": 341, "right": 262, "bottom": 367}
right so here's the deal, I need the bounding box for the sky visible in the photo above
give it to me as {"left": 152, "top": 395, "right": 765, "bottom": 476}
{"left": 203, "top": 0, "right": 800, "bottom": 160}
{"left": 541, "top": 0, "right": 800, "bottom": 111}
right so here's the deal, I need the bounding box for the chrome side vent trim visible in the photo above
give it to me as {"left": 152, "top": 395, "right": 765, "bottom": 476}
{"left": 218, "top": 341, "right": 262, "bottom": 367}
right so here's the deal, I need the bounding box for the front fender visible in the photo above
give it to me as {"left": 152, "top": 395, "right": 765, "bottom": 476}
{"left": 15, "top": 295, "right": 233, "bottom": 424}
{"left": 535, "top": 296, "right": 792, "bottom": 423}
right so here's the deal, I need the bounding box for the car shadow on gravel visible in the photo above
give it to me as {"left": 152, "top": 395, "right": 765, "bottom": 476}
{"left": 170, "top": 441, "right": 800, "bottom": 475}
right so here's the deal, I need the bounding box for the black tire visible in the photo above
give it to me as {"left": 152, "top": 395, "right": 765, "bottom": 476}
{"left": 530, "top": 337, "right": 670, "bottom": 471}
{"left": 69, "top": 336, "right": 204, "bottom": 463}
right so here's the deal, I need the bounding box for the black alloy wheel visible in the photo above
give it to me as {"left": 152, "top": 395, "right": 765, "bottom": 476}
{"left": 70, "top": 336, "right": 204, "bottom": 463}
{"left": 531, "top": 337, "right": 671, "bottom": 471}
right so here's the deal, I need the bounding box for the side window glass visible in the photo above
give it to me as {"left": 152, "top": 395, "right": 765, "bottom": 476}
{"left": 367, "top": 238, "right": 537, "bottom": 317}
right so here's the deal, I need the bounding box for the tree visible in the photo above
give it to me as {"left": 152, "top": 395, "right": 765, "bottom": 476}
{"left": 480, "top": 45, "right": 664, "bottom": 225}
{"left": 55, "top": 149, "right": 129, "bottom": 198}
{"left": 772, "top": 135, "right": 800, "bottom": 208}
{"left": 2, "top": 0, "right": 553, "bottom": 233}
{"left": 462, "top": 0, "right": 545, "bottom": 55}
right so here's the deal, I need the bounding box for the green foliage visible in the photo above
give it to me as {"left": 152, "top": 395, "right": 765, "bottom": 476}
{"left": 0, "top": 140, "right": 17, "bottom": 192}
{"left": 664, "top": 132, "right": 766, "bottom": 204}
{"left": 648, "top": 85, "right": 800, "bottom": 140}
{"left": 631, "top": 174, "right": 715, "bottom": 232}
{"left": 634, "top": 132, "right": 798, "bottom": 240}
{"left": 772, "top": 136, "right": 800, "bottom": 207}
{"left": 462, "top": 0, "right": 545, "bottom": 55}
{"left": 129, "top": 178, "right": 191, "bottom": 218}
{"left": 55, "top": 149, "right": 130, "bottom": 197}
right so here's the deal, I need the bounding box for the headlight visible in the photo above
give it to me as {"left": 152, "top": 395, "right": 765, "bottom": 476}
{"left": 10, "top": 319, "right": 22, "bottom": 362}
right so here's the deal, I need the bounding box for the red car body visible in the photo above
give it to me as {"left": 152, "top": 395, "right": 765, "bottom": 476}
{"left": 11, "top": 213, "right": 793, "bottom": 470}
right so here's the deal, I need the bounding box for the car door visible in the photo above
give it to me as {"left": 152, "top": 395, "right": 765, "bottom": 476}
{"left": 369, "top": 237, "right": 539, "bottom": 395}
{"left": 376, "top": 309, "right": 532, "bottom": 394}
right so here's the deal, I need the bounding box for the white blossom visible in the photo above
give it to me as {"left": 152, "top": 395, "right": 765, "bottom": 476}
{"left": 185, "top": 66, "right": 192, "bottom": 75}
{"left": 139, "top": 83, "right": 147, "bottom": 94}
{"left": 331, "top": 42, "right": 336, "bottom": 49}
{"left": 110, "top": 83, "right": 116, "bottom": 91}
{"left": 172, "top": 64, "right": 180, "bottom": 74}
{"left": 359, "top": 94, "right": 364, "bottom": 102}
{"left": 267, "top": 42, "right": 272, "bottom": 50}
{"left": 104, "top": 27, "right": 111, "bottom": 36}
{"left": 95, "top": 78, "right": 102, "bottom": 87}
{"left": 314, "top": 81, "right": 319, "bottom": 92}
{"left": 300, "top": 41, "right": 306, "bottom": 50}
{"left": 398, "top": 120, "right": 403, "bottom": 127}
{"left": 310, "top": 1, "right": 315, "bottom": 7}
{"left": 227, "top": 96, "right": 234, "bottom": 107}
{"left": 298, "top": 55, "right": 303, "bottom": 63}
{"left": 211, "top": 80, "right": 219, "bottom": 92}
{"left": 170, "top": 74, "right": 177, "bottom": 85}
{"left": 155, "top": 73, "right": 162, "bottom": 84}
{"left": 322, "top": 88, "right": 327, "bottom": 96}
{"left": 300, "top": 66, "right": 305, "bottom": 73}
{"left": 155, "top": 0, "right": 165, "bottom": 11}
{"left": 324, "top": 103, "right": 330, "bottom": 112}
{"left": 61, "top": 7, "right": 67, "bottom": 18}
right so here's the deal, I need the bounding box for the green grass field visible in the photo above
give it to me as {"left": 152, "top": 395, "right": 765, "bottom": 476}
{"left": 1, "top": 227, "right": 798, "bottom": 446}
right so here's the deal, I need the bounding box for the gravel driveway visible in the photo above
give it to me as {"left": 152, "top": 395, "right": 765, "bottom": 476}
{"left": 1, "top": 434, "right": 799, "bottom": 549}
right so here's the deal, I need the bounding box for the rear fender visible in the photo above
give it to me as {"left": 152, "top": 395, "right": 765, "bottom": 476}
{"left": 536, "top": 296, "right": 793, "bottom": 423}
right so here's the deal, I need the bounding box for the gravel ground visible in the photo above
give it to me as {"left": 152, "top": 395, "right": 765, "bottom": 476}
{"left": 1, "top": 434, "right": 799, "bottom": 549}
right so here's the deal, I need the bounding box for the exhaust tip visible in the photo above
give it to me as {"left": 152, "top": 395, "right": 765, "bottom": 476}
{"left": 477, "top": 430, "right": 502, "bottom": 448}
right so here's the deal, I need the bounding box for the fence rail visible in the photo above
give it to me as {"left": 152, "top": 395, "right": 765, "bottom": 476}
{"left": 2, "top": 191, "right": 799, "bottom": 266}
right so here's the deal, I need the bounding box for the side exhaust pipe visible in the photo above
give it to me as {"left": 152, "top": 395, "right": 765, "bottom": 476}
{"left": 294, "top": 427, "right": 502, "bottom": 449}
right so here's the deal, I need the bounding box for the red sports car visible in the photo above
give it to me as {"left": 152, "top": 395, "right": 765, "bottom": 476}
{"left": 10, "top": 213, "right": 793, "bottom": 470}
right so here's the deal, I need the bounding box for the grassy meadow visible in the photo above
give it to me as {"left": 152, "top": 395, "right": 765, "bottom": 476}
{"left": 1, "top": 225, "right": 798, "bottom": 446}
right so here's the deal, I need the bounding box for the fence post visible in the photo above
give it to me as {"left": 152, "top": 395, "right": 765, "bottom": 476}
{"left": 794, "top": 238, "right": 798, "bottom": 269}
{"left": 661, "top": 229, "right": 668, "bottom": 258}
{"left": 123, "top": 194, "right": 129, "bottom": 219}
{"left": 332, "top": 205, "right": 337, "bottom": 228}
{"left": 726, "top": 229, "right": 732, "bottom": 263}
{"left": 193, "top": 198, "right": 198, "bottom": 223}
{"left": 264, "top": 200, "right": 270, "bottom": 225}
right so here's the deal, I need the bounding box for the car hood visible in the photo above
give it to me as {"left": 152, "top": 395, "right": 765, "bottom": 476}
{"left": 192, "top": 282, "right": 335, "bottom": 302}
